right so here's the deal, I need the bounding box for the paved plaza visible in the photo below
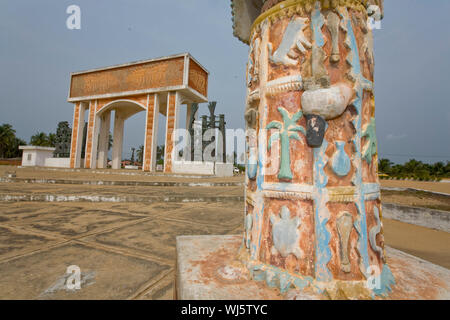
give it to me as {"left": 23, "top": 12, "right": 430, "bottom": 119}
{"left": 0, "top": 166, "right": 449, "bottom": 299}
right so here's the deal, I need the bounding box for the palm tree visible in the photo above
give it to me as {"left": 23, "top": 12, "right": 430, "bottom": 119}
{"left": 30, "top": 132, "right": 50, "bottom": 147}
{"left": 48, "top": 133, "right": 57, "bottom": 147}
{"left": 378, "top": 158, "right": 393, "bottom": 174}
{"left": 267, "top": 107, "right": 306, "bottom": 180}
{"left": 0, "top": 124, "right": 17, "bottom": 158}
{"left": 6, "top": 137, "right": 26, "bottom": 158}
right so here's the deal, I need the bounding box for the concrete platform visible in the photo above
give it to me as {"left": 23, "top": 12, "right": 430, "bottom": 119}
{"left": 176, "top": 235, "right": 450, "bottom": 300}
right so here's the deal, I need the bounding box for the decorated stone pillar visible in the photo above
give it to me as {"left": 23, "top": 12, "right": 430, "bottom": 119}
{"left": 143, "top": 94, "right": 158, "bottom": 172}
{"left": 164, "top": 92, "right": 180, "bottom": 173}
{"left": 84, "top": 100, "right": 100, "bottom": 169}
{"left": 233, "top": 0, "right": 394, "bottom": 298}
{"left": 69, "top": 102, "right": 87, "bottom": 168}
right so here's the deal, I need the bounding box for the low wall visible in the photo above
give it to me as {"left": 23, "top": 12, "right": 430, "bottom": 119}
{"left": 0, "top": 158, "right": 21, "bottom": 166}
{"left": 382, "top": 203, "right": 450, "bottom": 233}
{"left": 172, "top": 161, "right": 214, "bottom": 175}
{"left": 214, "top": 162, "right": 234, "bottom": 177}
{"left": 44, "top": 158, "right": 71, "bottom": 168}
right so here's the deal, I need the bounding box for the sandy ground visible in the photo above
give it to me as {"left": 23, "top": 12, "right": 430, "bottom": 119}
{"left": 381, "top": 190, "right": 450, "bottom": 212}
{"left": 0, "top": 165, "right": 448, "bottom": 299}
{"left": 0, "top": 201, "right": 448, "bottom": 299}
{"left": 383, "top": 218, "right": 450, "bottom": 269}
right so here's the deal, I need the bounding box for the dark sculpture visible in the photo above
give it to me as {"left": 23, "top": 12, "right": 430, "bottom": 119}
{"left": 53, "top": 121, "right": 72, "bottom": 158}
{"left": 188, "top": 101, "right": 226, "bottom": 163}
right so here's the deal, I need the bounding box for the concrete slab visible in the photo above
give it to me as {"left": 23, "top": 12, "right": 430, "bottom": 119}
{"left": 138, "top": 271, "right": 175, "bottom": 300}
{"left": 0, "top": 226, "right": 63, "bottom": 261}
{"left": 176, "top": 235, "right": 450, "bottom": 300}
{"left": 0, "top": 242, "right": 171, "bottom": 299}
{"left": 84, "top": 219, "right": 239, "bottom": 263}
{"left": 161, "top": 202, "right": 244, "bottom": 227}
{"left": 9, "top": 206, "right": 145, "bottom": 238}
{"left": 0, "top": 182, "right": 244, "bottom": 199}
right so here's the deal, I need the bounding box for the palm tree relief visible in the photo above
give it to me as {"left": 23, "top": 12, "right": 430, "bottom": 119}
{"left": 267, "top": 107, "right": 305, "bottom": 180}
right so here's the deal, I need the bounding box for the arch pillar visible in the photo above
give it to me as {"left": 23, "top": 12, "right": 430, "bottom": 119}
{"left": 164, "top": 92, "right": 180, "bottom": 173}
{"left": 97, "top": 110, "right": 111, "bottom": 169}
{"left": 84, "top": 100, "right": 101, "bottom": 169}
{"left": 143, "top": 94, "right": 159, "bottom": 171}
{"left": 69, "top": 102, "right": 88, "bottom": 168}
{"left": 111, "top": 111, "right": 125, "bottom": 170}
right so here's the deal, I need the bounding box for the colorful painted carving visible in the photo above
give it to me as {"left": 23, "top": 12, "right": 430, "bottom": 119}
{"left": 268, "top": 17, "right": 311, "bottom": 66}
{"left": 232, "top": 0, "right": 393, "bottom": 299}
{"left": 267, "top": 107, "right": 306, "bottom": 180}
{"left": 331, "top": 141, "right": 351, "bottom": 177}
{"left": 362, "top": 117, "right": 378, "bottom": 164}
{"left": 326, "top": 11, "right": 341, "bottom": 63}
{"left": 337, "top": 212, "right": 353, "bottom": 273}
{"left": 270, "top": 206, "right": 303, "bottom": 258}
{"left": 248, "top": 35, "right": 261, "bottom": 86}
{"left": 245, "top": 213, "right": 253, "bottom": 248}
{"left": 369, "top": 206, "right": 385, "bottom": 262}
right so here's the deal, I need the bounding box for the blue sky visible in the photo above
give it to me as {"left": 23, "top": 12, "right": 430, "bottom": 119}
{"left": 0, "top": 0, "right": 449, "bottom": 164}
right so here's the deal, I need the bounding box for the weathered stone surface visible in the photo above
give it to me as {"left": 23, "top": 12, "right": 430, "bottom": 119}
{"left": 0, "top": 242, "right": 171, "bottom": 300}
{"left": 176, "top": 235, "right": 450, "bottom": 300}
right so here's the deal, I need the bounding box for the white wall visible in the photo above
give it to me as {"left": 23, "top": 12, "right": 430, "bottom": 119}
{"left": 172, "top": 160, "right": 215, "bottom": 175}
{"left": 172, "top": 161, "right": 234, "bottom": 177}
{"left": 21, "top": 149, "right": 54, "bottom": 167}
{"left": 44, "top": 158, "right": 71, "bottom": 168}
{"left": 214, "top": 162, "right": 234, "bottom": 177}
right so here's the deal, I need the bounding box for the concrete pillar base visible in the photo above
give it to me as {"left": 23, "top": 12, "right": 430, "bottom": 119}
{"left": 175, "top": 235, "right": 450, "bottom": 300}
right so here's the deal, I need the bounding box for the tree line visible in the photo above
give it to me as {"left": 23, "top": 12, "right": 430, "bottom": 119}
{"left": 2, "top": 123, "right": 449, "bottom": 180}
{"left": 0, "top": 123, "right": 63, "bottom": 158}
{"left": 379, "top": 158, "right": 450, "bottom": 181}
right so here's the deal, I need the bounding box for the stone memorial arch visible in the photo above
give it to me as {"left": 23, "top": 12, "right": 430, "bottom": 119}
{"left": 68, "top": 53, "right": 208, "bottom": 172}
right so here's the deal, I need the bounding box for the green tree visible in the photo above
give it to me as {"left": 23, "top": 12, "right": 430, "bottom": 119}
{"left": 48, "top": 133, "right": 57, "bottom": 147}
{"left": 267, "top": 107, "right": 306, "bottom": 180}
{"left": 378, "top": 158, "right": 393, "bottom": 174}
{"left": 6, "top": 137, "right": 26, "bottom": 158}
{"left": 30, "top": 132, "right": 51, "bottom": 147}
{"left": 0, "top": 124, "right": 16, "bottom": 158}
